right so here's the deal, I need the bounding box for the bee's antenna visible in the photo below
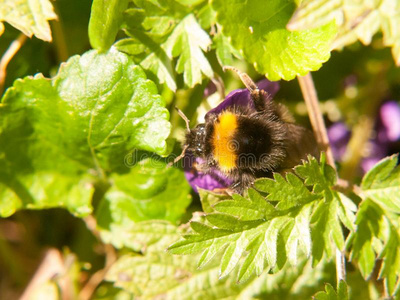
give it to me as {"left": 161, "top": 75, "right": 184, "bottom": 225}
{"left": 223, "top": 66, "right": 258, "bottom": 93}
{"left": 168, "top": 107, "right": 191, "bottom": 167}
{"left": 175, "top": 106, "right": 191, "bottom": 133}
{"left": 167, "top": 144, "right": 189, "bottom": 167}
{"left": 223, "top": 66, "right": 268, "bottom": 112}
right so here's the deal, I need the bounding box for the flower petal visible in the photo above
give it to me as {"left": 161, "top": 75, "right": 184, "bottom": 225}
{"left": 379, "top": 101, "right": 400, "bottom": 142}
{"left": 206, "top": 78, "right": 279, "bottom": 116}
{"left": 327, "top": 122, "right": 351, "bottom": 161}
{"left": 183, "top": 153, "right": 233, "bottom": 193}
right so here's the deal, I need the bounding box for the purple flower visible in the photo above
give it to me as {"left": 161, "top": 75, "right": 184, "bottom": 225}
{"left": 203, "top": 81, "right": 217, "bottom": 98}
{"left": 183, "top": 154, "right": 233, "bottom": 193}
{"left": 378, "top": 101, "right": 400, "bottom": 142}
{"left": 361, "top": 140, "right": 389, "bottom": 173}
{"left": 327, "top": 122, "right": 351, "bottom": 162}
{"left": 184, "top": 78, "right": 280, "bottom": 193}
{"left": 206, "top": 79, "right": 280, "bottom": 117}
{"left": 328, "top": 100, "right": 400, "bottom": 174}
{"left": 360, "top": 100, "right": 400, "bottom": 172}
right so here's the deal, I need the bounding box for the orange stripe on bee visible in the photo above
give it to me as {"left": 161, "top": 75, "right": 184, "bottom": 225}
{"left": 212, "top": 112, "right": 238, "bottom": 172}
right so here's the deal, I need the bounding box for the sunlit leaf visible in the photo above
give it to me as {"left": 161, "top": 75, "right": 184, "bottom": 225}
{"left": 164, "top": 14, "right": 213, "bottom": 87}
{"left": 289, "top": 0, "right": 400, "bottom": 65}
{"left": 313, "top": 281, "right": 349, "bottom": 300}
{"left": 212, "top": 0, "right": 336, "bottom": 80}
{"left": 361, "top": 155, "right": 400, "bottom": 214}
{"left": 96, "top": 158, "right": 191, "bottom": 227}
{"left": 89, "top": 0, "right": 129, "bottom": 51}
{"left": 0, "top": 48, "right": 171, "bottom": 216}
{"left": 0, "top": 0, "right": 57, "bottom": 41}
{"left": 170, "top": 156, "right": 355, "bottom": 280}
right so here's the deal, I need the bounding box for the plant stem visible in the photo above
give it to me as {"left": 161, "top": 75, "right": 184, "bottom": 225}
{"left": 297, "top": 73, "right": 335, "bottom": 167}
{"left": 297, "top": 73, "right": 346, "bottom": 283}
{"left": 0, "top": 232, "right": 25, "bottom": 285}
{"left": 80, "top": 215, "right": 117, "bottom": 300}
{"left": 0, "top": 33, "right": 27, "bottom": 96}
{"left": 336, "top": 248, "right": 346, "bottom": 282}
{"left": 51, "top": 14, "right": 69, "bottom": 63}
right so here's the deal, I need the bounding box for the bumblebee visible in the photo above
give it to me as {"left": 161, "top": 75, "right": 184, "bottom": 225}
{"left": 173, "top": 68, "right": 318, "bottom": 193}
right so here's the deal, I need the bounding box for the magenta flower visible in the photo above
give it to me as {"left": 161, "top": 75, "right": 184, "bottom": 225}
{"left": 327, "top": 122, "right": 351, "bottom": 162}
{"left": 184, "top": 78, "right": 280, "bottom": 193}
{"left": 328, "top": 100, "right": 400, "bottom": 174}
{"left": 184, "top": 154, "right": 233, "bottom": 193}
{"left": 378, "top": 101, "right": 400, "bottom": 142}
{"left": 206, "top": 79, "right": 279, "bottom": 117}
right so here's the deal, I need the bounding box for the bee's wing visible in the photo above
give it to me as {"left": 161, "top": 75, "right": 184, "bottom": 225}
{"left": 275, "top": 103, "right": 295, "bottom": 123}
{"left": 279, "top": 124, "right": 319, "bottom": 170}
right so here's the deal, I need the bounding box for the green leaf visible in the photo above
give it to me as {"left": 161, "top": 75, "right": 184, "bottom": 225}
{"left": 176, "top": 0, "right": 205, "bottom": 6}
{"left": 349, "top": 198, "right": 400, "bottom": 295}
{"left": 88, "top": 0, "right": 129, "bottom": 51}
{"left": 214, "top": 189, "right": 275, "bottom": 221}
{"left": 310, "top": 194, "right": 346, "bottom": 266}
{"left": 108, "top": 228, "right": 336, "bottom": 300}
{"left": 98, "top": 220, "right": 181, "bottom": 252}
{"left": 337, "top": 192, "right": 357, "bottom": 231}
{"left": 0, "top": 0, "right": 57, "bottom": 41}
{"left": 140, "top": 48, "right": 176, "bottom": 91}
{"left": 0, "top": 172, "right": 94, "bottom": 217}
{"left": 295, "top": 155, "right": 337, "bottom": 196}
{"left": 293, "top": 157, "right": 354, "bottom": 266}
{"left": 104, "top": 222, "right": 244, "bottom": 299}
{"left": 93, "top": 285, "right": 133, "bottom": 300}
{"left": 197, "top": 3, "right": 216, "bottom": 29}
{"left": 313, "top": 281, "right": 349, "bottom": 300}
{"left": 116, "top": 5, "right": 178, "bottom": 90}
{"left": 116, "top": 30, "right": 177, "bottom": 91}
{"left": 107, "top": 244, "right": 319, "bottom": 300}
{"left": 120, "top": 3, "right": 213, "bottom": 89}
{"left": 361, "top": 155, "right": 400, "bottom": 214}
{"left": 1, "top": 48, "right": 171, "bottom": 169}
{"left": 169, "top": 155, "right": 353, "bottom": 280}
{"left": 106, "top": 251, "right": 280, "bottom": 300}
{"left": 198, "top": 188, "right": 230, "bottom": 213}
{"left": 288, "top": 0, "right": 400, "bottom": 66}
{"left": 379, "top": 223, "right": 400, "bottom": 295}
{"left": 314, "top": 284, "right": 337, "bottom": 300}
{"left": 169, "top": 215, "right": 279, "bottom": 281}
{"left": 337, "top": 280, "right": 349, "bottom": 300}
{"left": 132, "top": 0, "right": 191, "bottom": 22}
{"left": 96, "top": 158, "right": 191, "bottom": 227}
{"left": 349, "top": 199, "right": 382, "bottom": 278}
{"left": 106, "top": 252, "right": 198, "bottom": 299}
{"left": 285, "top": 203, "right": 312, "bottom": 265}
{"left": 355, "top": 155, "right": 400, "bottom": 295}
{"left": 164, "top": 14, "right": 213, "bottom": 87}
{"left": 211, "top": 0, "right": 336, "bottom": 81}
{"left": 0, "top": 48, "right": 171, "bottom": 216}
{"left": 214, "top": 31, "right": 242, "bottom": 67}
{"left": 169, "top": 201, "right": 316, "bottom": 282}
{"left": 255, "top": 172, "right": 321, "bottom": 210}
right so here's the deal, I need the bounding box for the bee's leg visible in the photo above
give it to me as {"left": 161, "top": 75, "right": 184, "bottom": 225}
{"left": 193, "top": 161, "right": 212, "bottom": 173}
{"left": 223, "top": 66, "right": 271, "bottom": 112}
{"left": 212, "top": 187, "right": 231, "bottom": 195}
{"left": 229, "top": 171, "right": 256, "bottom": 195}
{"left": 251, "top": 89, "right": 271, "bottom": 112}
{"left": 230, "top": 181, "right": 242, "bottom": 190}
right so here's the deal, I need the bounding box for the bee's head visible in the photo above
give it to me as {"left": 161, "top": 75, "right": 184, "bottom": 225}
{"left": 168, "top": 108, "right": 207, "bottom": 167}
{"left": 186, "top": 123, "right": 206, "bottom": 156}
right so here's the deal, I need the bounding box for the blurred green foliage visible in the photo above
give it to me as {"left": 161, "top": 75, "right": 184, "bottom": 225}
{"left": 0, "top": 0, "right": 399, "bottom": 299}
